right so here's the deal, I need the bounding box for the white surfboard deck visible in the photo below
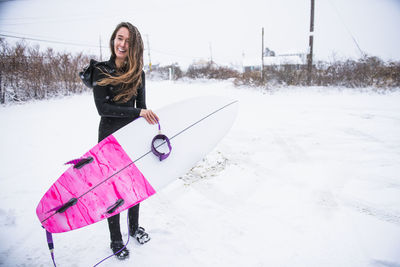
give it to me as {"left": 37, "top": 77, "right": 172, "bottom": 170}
{"left": 114, "top": 96, "right": 238, "bottom": 191}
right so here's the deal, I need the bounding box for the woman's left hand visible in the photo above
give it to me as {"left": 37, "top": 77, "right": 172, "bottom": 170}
{"left": 140, "top": 109, "right": 159, "bottom": 124}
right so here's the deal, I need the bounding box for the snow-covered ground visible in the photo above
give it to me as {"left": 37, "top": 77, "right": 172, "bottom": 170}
{"left": 1, "top": 80, "right": 400, "bottom": 267}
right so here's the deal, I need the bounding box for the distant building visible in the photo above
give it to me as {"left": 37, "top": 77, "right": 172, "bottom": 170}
{"left": 243, "top": 50, "right": 307, "bottom": 72}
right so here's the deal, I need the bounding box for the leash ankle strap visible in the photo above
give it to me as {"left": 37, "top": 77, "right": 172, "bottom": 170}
{"left": 151, "top": 122, "right": 172, "bottom": 161}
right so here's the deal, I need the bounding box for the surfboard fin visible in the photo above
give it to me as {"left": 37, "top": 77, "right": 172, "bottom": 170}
{"left": 65, "top": 157, "right": 94, "bottom": 169}
{"left": 56, "top": 198, "right": 78, "bottom": 213}
{"left": 106, "top": 199, "right": 125, "bottom": 214}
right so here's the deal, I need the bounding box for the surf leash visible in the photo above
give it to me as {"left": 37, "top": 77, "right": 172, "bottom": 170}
{"left": 45, "top": 229, "right": 56, "bottom": 266}
{"left": 44, "top": 215, "right": 131, "bottom": 267}
{"left": 93, "top": 215, "right": 131, "bottom": 266}
{"left": 151, "top": 121, "right": 172, "bottom": 161}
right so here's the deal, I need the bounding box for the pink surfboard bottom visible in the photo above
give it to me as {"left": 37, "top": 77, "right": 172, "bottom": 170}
{"left": 36, "top": 135, "right": 156, "bottom": 234}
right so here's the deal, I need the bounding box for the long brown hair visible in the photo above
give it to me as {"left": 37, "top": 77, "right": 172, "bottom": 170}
{"left": 97, "top": 22, "right": 144, "bottom": 103}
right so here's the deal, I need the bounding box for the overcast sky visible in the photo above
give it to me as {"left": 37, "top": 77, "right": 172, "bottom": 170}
{"left": 1, "top": 0, "right": 400, "bottom": 68}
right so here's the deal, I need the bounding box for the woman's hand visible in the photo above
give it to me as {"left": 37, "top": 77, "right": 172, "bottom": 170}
{"left": 140, "top": 109, "right": 159, "bottom": 124}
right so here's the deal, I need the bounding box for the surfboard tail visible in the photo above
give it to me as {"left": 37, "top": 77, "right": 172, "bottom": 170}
{"left": 37, "top": 135, "right": 156, "bottom": 233}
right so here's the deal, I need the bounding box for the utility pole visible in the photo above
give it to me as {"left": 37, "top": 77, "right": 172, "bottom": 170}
{"left": 261, "top": 27, "right": 264, "bottom": 82}
{"left": 99, "top": 36, "right": 103, "bottom": 61}
{"left": 242, "top": 50, "right": 245, "bottom": 72}
{"left": 209, "top": 42, "right": 213, "bottom": 64}
{"left": 307, "top": 0, "right": 315, "bottom": 85}
{"left": 0, "top": 56, "right": 3, "bottom": 104}
{"left": 0, "top": 69, "right": 3, "bottom": 104}
{"left": 146, "top": 34, "right": 152, "bottom": 71}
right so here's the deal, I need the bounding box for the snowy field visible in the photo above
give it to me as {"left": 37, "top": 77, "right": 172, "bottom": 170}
{"left": 1, "top": 80, "right": 400, "bottom": 267}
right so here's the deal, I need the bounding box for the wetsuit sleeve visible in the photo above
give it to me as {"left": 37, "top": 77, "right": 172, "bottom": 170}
{"left": 92, "top": 67, "right": 141, "bottom": 118}
{"left": 135, "top": 71, "right": 147, "bottom": 109}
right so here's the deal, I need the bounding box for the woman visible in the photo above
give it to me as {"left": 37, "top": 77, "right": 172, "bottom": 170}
{"left": 92, "top": 22, "right": 158, "bottom": 260}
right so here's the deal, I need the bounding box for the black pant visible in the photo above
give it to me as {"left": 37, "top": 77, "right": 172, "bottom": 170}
{"left": 98, "top": 118, "right": 140, "bottom": 242}
{"left": 108, "top": 204, "right": 140, "bottom": 242}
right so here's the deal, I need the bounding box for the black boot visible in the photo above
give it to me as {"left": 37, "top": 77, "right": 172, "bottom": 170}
{"left": 130, "top": 226, "right": 151, "bottom": 244}
{"left": 110, "top": 240, "right": 129, "bottom": 260}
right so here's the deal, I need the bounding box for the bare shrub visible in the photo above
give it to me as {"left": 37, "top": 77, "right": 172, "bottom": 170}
{"left": 0, "top": 39, "right": 92, "bottom": 104}
{"left": 311, "top": 56, "right": 400, "bottom": 88}
{"left": 233, "top": 71, "right": 264, "bottom": 87}
{"left": 234, "top": 55, "right": 400, "bottom": 89}
{"left": 186, "top": 62, "right": 240, "bottom": 80}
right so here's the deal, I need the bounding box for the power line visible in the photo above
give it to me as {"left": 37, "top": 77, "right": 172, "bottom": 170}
{"left": 0, "top": 14, "right": 99, "bottom": 21}
{"left": 0, "top": 32, "right": 207, "bottom": 61}
{"left": 0, "top": 33, "right": 107, "bottom": 48}
{"left": 0, "top": 30, "right": 46, "bottom": 40}
{"left": 0, "top": 11, "right": 119, "bottom": 25}
{"left": 1, "top": 29, "right": 106, "bottom": 49}
{"left": 326, "top": 0, "right": 365, "bottom": 57}
{"left": 0, "top": 15, "right": 117, "bottom": 26}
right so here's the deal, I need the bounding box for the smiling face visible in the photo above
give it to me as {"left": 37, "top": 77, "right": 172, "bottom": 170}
{"left": 113, "top": 27, "right": 130, "bottom": 65}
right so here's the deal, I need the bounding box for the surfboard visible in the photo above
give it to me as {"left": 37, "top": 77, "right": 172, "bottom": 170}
{"left": 36, "top": 96, "right": 238, "bottom": 233}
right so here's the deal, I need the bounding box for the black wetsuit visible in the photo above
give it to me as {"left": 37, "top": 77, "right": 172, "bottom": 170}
{"left": 92, "top": 56, "right": 146, "bottom": 242}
